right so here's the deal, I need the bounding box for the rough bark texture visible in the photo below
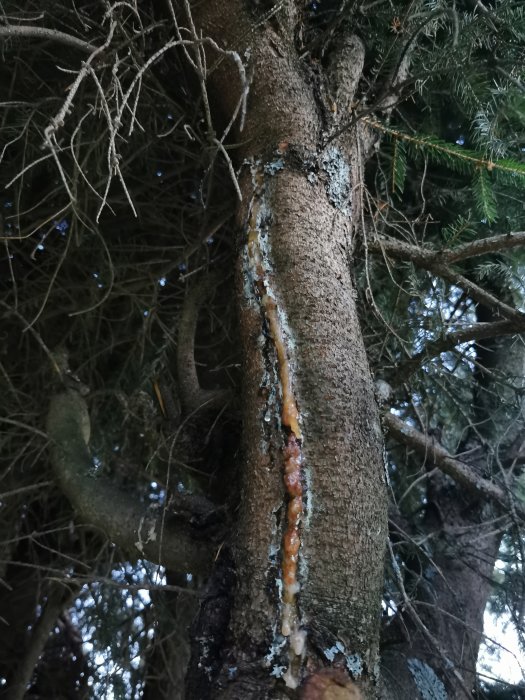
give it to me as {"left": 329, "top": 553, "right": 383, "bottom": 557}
{"left": 185, "top": 3, "right": 387, "bottom": 697}
{"left": 267, "top": 168, "right": 386, "bottom": 650}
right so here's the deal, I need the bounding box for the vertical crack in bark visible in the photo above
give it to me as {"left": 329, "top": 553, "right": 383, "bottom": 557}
{"left": 245, "top": 161, "right": 307, "bottom": 689}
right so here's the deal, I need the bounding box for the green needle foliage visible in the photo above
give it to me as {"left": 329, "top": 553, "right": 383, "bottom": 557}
{"left": 372, "top": 118, "right": 525, "bottom": 222}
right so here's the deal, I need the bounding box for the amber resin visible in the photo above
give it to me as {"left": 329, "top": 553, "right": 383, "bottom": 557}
{"left": 246, "top": 162, "right": 307, "bottom": 686}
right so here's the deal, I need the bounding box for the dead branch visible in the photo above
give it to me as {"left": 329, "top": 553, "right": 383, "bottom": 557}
{"left": 443, "top": 231, "right": 525, "bottom": 263}
{"left": 177, "top": 273, "right": 230, "bottom": 415}
{"left": 392, "top": 318, "right": 525, "bottom": 385}
{"left": 386, "top": 539, "right": 474, "bottom": 699}
{"left": 367, "top": 235, "right": 525, "bottom": 321}
{"left": 6, "top": 582, "right": 79, "bottom": 700}
{"left": 0, "top": 24, "right": 98, "bottom": 53}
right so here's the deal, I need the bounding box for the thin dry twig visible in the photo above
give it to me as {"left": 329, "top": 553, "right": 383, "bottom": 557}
{"left": 0, "top": 24, "right": 97, "bottom": 53}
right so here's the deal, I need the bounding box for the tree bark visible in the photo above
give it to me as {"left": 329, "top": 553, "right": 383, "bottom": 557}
{"left": 47, "top": 390, "right": 215, "bottom": 574}
{"left": 184, "top": 3, "right": 387, "bottom": 697}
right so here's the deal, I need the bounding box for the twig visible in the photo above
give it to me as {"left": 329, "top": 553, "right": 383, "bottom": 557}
{"left": 387, "top": 539, "right": 478, "bottom": 700}
{"left": 0, "top": 24, "right": 98, "bottom": 54}
{"left": 0, "top": 417, "right": 48, "bottom": 440}
{"left": 213, "top": 138, "right": 242, "bottom": 201}
{"left": 44, "top": 21, "right": 117, "bottom": 147}
{"left": 0, "top": 482, "right": 53, "bottom": 500}
{"left": 0, "top": 301, "right": 63, "bottom": 378}
{"left": 68, "top": 224, "right": 115, "bottom": 317}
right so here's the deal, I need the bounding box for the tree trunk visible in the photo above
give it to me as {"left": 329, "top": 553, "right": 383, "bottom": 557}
{"left": 381, "top": 480, "right": 502, "bottom": 700}
{"left": 183, "top": 3, "right": 387, "bottom": 697}
{"left": 381, "top": 299, "right": 525, "bottom": 699}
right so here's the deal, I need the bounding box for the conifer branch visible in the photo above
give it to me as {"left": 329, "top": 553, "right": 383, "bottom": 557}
{"left": 383, "top": 412, "right": 525, "bottom": 520}
{"left": 391, "top": 318, "right": 525, "bottom": 386}
{"left": 367, "top": 235, "right": 525, "bottom": 321}
{"left": 364, "top": 116, "right": 525, "bottom": 180}
{"left": 443, "top": 231, "right": 525, "bottom": 263}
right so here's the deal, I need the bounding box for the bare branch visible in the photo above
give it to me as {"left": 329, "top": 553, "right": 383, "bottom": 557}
{"left": 6, "top": 582, "right": 79, "bottom": 700}
{"left": 367, "top": 235, "right": 525, "bottom": 320}
{"left": 386, "top": 539, "right": 474, "bottom": 699}
{"left": 0, "top": 24, "right": 98, "bottom": 54}
{"left": 46, "top": 391, "right": 215, "bottom": 574}
{"left": 443, "top": 230, "right": 525, "bottom": 263}
{"left": 392, "top": 318, "right": 525, "bottom": 385}
{"left": 0, "top": 481, "right": 53, "bottom": 500}
{"left": 367, "top": 235, "right": 436, "bottom": 266}
{"left": 44, "top": 21, "right": 117, "bottom": 195}
{"left": 383, "top": 411, "right": 525, "bottom": 519}
{"left": 177, "top": 273, "right": 230, "bottom": 415}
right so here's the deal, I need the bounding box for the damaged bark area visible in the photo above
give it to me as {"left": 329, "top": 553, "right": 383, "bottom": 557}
{"left": 234, "top": 156, "right": 387, "bottom": 697}
{"left": 184, "top": 2, "right": 387, "bottom": 698}
{"left": 245, "top": 160, "right": 307, "bottom": 688}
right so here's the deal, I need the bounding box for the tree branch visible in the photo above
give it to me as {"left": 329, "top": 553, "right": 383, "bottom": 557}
{"left": 0, "top": 24, "right": 98, "bottom": 54}
{"left": 46, "top": 391, "right": 215, "bottom": 574}
{"left": 383, "top": 411, "right": 525, "bottom": 519}
{"left": 367, "top": 235, "right": 524, "bottom": 321}
{"left": 391, "top": 318, "right": 525, "bottom": 386}
{"left": 443, "top": 231, "right": 525, "bottom": 263}
{"left": 177, "top": 273, "right": 230, "bottom": 414}
{"left": 6, "top": 583, "right": 79, "bottom": 700}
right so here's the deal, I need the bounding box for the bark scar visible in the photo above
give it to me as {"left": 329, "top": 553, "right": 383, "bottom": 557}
{"left": 245, "top": 160, "right": 307, "bottom": 688}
